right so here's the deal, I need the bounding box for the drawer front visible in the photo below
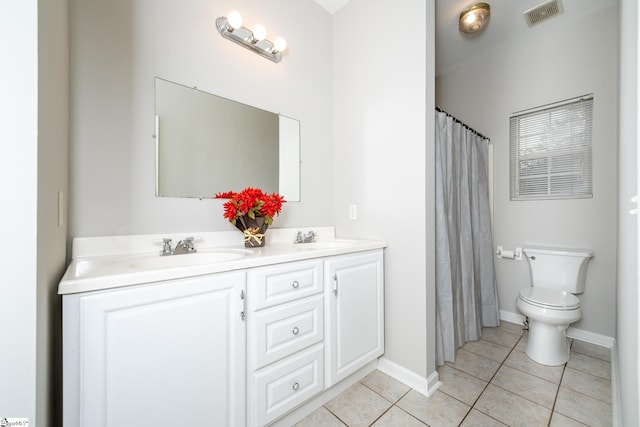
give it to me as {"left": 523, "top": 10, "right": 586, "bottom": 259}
{"left": 248, "top": 259, "right": 323, "bottom": 310}
{"left": 251, "top": 294, "right": 323, "bottom": 369}
{"left": 251, "top": 344, "right": 324, "bottom": 426}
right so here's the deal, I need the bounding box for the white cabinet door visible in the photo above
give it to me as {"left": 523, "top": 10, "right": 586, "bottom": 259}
{"left": 325, "top": 250, "right": 384, "bottom": 387}
{"left": 63, "top": 272, "right": 246, "bottom": 427}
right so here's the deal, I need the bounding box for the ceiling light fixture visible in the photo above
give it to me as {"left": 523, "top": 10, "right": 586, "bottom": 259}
{"left": 216, "top": 11, "right": 287, "bottom": 63}
{"left": 459, "top": 2, "right": 491, "bottom": 34}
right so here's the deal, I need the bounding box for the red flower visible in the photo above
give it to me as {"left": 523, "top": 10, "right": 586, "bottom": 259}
{"left": 215, "top": 187, "right": 286, "bottom": 225}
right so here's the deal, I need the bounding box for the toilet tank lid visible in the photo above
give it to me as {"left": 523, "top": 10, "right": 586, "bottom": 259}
{"left": 523, "top": 247, "right": 594, "bottom": 258}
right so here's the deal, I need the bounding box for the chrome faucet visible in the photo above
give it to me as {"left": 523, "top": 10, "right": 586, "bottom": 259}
{"left": 294, "top": 230, "right": 316, "bottom": 244}
{"left": 159, "top": 237, "right": 197, "bottom": 256}
{"left": 173, "top": 237, "right": 197, "bottom": 255}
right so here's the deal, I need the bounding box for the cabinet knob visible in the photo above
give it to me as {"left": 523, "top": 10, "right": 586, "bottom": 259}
{"left": 292, "top": 382, "right": 299, "bottom": 391}
{"left": 292, "top": 280, "right": 299, "bottom": 288}
{"left": 292, "top": 326, "right": 299, "bottom": 335}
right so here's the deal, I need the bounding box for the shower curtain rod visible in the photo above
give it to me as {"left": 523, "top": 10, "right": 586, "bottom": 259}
{"left": 435, "top": 106, "right": 490, "bottom": 142}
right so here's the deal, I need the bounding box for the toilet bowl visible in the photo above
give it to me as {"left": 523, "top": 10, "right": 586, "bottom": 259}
{"left": 516, "top": 248, "right": 593, "bottom": 366}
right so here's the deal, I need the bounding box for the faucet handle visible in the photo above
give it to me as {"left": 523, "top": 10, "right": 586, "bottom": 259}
{"left": 160, "top": 238, "right": 173, "bottom": 256}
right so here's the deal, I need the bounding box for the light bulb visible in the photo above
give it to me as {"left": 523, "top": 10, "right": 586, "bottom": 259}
{"left": 253, "top": 24, "right": 267, "bottom": 41}
{"left": 227, "top": 11, "right": 243, "bottom": 29}
{"left": 273, "top": 36, "right": 287, "bottom": 52}
{"left": 464, "top": 12, "right": 477, "bottom": 25}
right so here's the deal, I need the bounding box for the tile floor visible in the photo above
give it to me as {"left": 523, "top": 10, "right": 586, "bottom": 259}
{"left": 295, "top": 321, "right": 612, "bottom": 426}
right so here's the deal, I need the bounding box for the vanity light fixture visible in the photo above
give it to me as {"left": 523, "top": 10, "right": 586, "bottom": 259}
{"left": 459, "top": 2, "right": 491, "bottom": 34}
{"left": 216, "top": 11, "right": 287, "bottom": 63}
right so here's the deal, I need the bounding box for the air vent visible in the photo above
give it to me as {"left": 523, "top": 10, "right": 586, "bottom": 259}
{"left": 524, "top": 0, "right": 564, "bottom": 27}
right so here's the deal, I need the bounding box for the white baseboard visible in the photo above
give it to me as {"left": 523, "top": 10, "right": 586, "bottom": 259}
{"left": 566, "top": 327, "right": 615, "bottom": 349}
{"left": 500, "top": 310, "right": 526, "bottom": 326}
{"left": 377, "top": 357, "right": 440, "bottom": 397}
{"left": 499, "top": 310, "right": 615, "bottom": 348}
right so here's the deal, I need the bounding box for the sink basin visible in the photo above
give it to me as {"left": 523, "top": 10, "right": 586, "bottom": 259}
{"left": 69, "top": 249, "right": 253, "bottom": 280}
{"left": 118, "top": 249, "right": 252, "bottom": 270}
{"left": 292, "top": 239, "right": 358, "bottom": 249}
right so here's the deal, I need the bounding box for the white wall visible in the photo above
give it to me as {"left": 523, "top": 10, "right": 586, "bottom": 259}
{"left": 436, "top": 5, "right": 619, "bottom": 338}
{"left": 617, "top": 0, "right": 638, "bottom": 424}
{"left": 37, "top": 0, "right": 69, "bottom": 425}
{"left": 0, "top": 1, "right": 68, "bottom": 425}
{"left": 0, "top": 1, "right": 38, "bottom": 421}
{"left": 69, "top": 0, "right": 333, "bottom": 238}
{"left": 333, "top": 0, "right": 436, "bottom": 381}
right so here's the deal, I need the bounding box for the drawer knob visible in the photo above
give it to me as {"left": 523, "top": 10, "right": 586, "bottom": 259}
{"left": 292, "top": 326, "right": 299, "bottom": 335}
{"left": 292, "top": 280, "right": 299, "bottom": 289}
{"left": 292, "top": 382, "right": 300, "bottom": 391}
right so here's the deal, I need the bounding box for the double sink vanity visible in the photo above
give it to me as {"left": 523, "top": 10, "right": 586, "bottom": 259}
{"left": 59, "top": 227, "right": 386, "bottom": 426}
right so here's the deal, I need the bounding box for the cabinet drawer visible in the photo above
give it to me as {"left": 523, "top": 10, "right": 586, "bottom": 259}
{"left": 250, "top": 294, "right": 323, "bottom": 369}
{"left": 251, "top": 344, "right": 324, "bottom": 426}
{"left": 248, "top": 259, "right": 323, "bottom": 310}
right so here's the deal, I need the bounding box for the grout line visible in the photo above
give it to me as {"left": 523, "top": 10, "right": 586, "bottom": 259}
{"left": 310, "top": 327, "right": 610, "bottom": 427}
{"left": 454, "top": 328, "right": 526, "bottom": 426}
{"left": 547, "top": 364, "right": 567, "bottom": 427}
{"left": 322, "top": 405, "right": 349, "bottom": 426}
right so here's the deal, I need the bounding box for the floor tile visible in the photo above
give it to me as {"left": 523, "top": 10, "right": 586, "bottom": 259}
{"left": 295, "top": 338, "right": 612, "bottom": 427}
{"left": 445, "top": 348, "right": 501, "bottom": 381}
{"left": 474, "top": 384, "right": 551, "bottom": 426}
{"left": 462, "top": 338, "right": 512, "bottom": 363}
{"left": 504, "top": 347, "right": 565, "bottom": 384}
{"left": 360, "top": 370, "right": 410, "bottom": 403}
{"left": 570, "top": 340, "right": 611, "bottom": 362}
{"left": 481, "top": 327, "right": 522, "bottom": 348}
{"left": 495, "top": 320, "right": 526, "bottom": 336}
{"left": 549, "top": 411, "right": 589, "bottom": 426}
{"left": 370, "top": 406, "right": 426, "bottom": 426}
{"left": 491, "top": 365, "right": 558, "bottom": 408}
{"left": 437, "top": 364, "right": 488, "bottom": 406}
{"left": 554, "top": 386, "right": 612, "bottom": 426}
{"left": 514, "top": 334, "right": 528, "bottom": 353}
{"left": 397, "top": 390, "right": 470, "bottom": 427}
{"left": 294, "top": 406, "right": 346, "bottom": 427}
{"left": 325, "top": 383, "right": 392, "bottom": 427}
{"left": 561, "top": 366, "right": 611, "bottom": 403}
{"left": 566, "top": 352, "right": 611, "bottom": 380}
{"left": 460, "top": 409, "right": 508, "bottom": 426}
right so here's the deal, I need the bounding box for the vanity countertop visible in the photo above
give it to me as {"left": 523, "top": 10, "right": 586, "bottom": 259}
{"left": 58, "top": 227, "right": 386, "bottom": 295}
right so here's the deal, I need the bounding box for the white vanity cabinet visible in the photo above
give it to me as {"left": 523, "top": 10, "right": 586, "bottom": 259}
{"left": 246, "top": 259, "right": 325, "bottom": 426}
{"left": 62, "top": 272, "right": 246, "bottom": 427}
{"left": 61, "top": 229, "right": 387, "bottom": 427}
{"left": 325, "top": 250, "right": 384, "bottom": 388}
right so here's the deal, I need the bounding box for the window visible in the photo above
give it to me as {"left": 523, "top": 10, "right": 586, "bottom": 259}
{"left": 510, "top": 96, "right": 593, "bottom": 200}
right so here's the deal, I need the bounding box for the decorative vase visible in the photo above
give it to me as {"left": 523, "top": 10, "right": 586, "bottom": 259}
{"left": 235, "top": 215, "right": 269, "bottom": 248}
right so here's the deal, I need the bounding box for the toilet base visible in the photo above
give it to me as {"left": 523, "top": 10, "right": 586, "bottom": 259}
{"left": 525, "top": 320, "right": 570, "bottom": 366}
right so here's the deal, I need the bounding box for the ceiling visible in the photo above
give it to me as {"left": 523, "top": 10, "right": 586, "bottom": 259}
{"left": 312, "top": 0, "right": 351, "bottom": 14}
{"left": 314, "top": 0, "right": 617, "bottom": 77}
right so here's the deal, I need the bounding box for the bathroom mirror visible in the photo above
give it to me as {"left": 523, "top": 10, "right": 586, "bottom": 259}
{"left": 154, "top": 78, "right": 300, "bottom": 201}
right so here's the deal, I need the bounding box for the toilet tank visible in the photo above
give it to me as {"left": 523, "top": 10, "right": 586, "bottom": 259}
{"left": 523, "top": 247, "right": 594, "bottom": 294}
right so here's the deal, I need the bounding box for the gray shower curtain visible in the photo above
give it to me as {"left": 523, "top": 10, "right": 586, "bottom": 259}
{"left": 435, "top": 110, "right": 499, "bottom": 366}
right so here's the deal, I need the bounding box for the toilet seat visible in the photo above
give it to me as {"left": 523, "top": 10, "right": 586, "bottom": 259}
{"left": 518, "top": 287, "right": 580, "bottom": 310}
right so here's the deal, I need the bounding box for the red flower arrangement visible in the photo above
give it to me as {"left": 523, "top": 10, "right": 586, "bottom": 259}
{"left": 215, "top": 187, "right": 285, "bottom": 225}
{"left": 215, "top": 187, "right": 285, "bottom": 247}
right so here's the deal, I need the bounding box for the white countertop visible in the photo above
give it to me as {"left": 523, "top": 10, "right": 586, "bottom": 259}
{"left": 58, "top": 227, "right": 386, "bottom": 295}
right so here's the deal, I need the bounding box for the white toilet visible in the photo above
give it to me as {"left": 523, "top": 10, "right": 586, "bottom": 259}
{"left": 516, "top": 247, "right": 594, "bottom": 366}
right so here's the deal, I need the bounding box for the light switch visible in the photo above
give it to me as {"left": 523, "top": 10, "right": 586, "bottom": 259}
{"left": 348, "top": 204, "right": 357, "bottom": 220}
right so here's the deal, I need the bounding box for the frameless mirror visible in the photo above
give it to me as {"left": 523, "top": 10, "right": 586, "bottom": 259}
{"left": 154, "top": 78, "right": 300, "bottom": 201}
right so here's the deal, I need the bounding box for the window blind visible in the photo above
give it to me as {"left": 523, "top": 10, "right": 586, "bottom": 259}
{"left": 510, "top": 96, "right": 593, "bottom": 200}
